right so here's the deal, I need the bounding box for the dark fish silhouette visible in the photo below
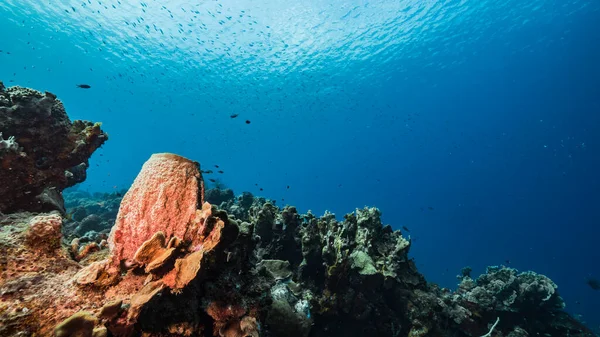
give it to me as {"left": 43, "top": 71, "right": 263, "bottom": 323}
{"left": 402, "top": 226, "right": 410, "bottom": 232}
{"left": 209, "top": 179, "right": 216, "bottom": 183}
{"left": 286, "top": 185, "right": 290, "bottom": 189}
{"left": 230, "top": 114, "right": 239, "bottom": 118}
{"left": 586, "top": 278, "right": 600, "bottom": 290}
{"left": 245, "top": 120, "right": 251, "bottom": 124}
{"left": 76, "top": 84, "right": 91, "bottom": 89}
{"left": 215, "top": 165, "right": 219, "bottom": 168}
{"left": 218, "top": 170, "right": 224, "bottom": 174}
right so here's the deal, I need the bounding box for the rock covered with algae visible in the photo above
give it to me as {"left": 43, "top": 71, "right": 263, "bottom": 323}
{"left": 0, "top": 81, "right": 108, "bottom": 214}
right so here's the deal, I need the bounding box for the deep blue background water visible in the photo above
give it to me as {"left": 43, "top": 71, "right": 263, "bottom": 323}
{"left": 1, "top": 0, "right": 599, "bottom": 330}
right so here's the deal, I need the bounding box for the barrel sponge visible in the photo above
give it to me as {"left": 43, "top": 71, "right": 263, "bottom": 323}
{"left": 108, "top": 153, "right": 204, "bottom": 267}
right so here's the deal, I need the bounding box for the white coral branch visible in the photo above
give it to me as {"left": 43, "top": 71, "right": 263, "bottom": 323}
{"left": 480, "top": 317, "right": 500, "bottom": 337}
{"left": 0, "top": 132, "right": 19, "bottom": 152}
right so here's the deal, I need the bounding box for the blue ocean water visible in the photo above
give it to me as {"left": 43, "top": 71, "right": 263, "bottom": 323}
{"left": 1, "top": 0, "right": 599, "bottom": 330}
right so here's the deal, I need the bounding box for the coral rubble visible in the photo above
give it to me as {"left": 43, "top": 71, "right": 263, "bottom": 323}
{"left": 0, "top": 81, "right": 108, "bottom": 214}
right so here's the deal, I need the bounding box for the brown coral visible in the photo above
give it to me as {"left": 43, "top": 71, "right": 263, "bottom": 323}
{"left": 162, "top": 250, "right": 204, "bottom": 291}
{"left": 54, "top": 311, "right": 97, "bottom": 337}
{"left": 219, "top": 316, "right": 260, "bottom": 337}
{"left": 127, "top": 280, "right": 165, "bottom": 322}
{"left": 76, "top": 242, "right": 101, "bottom": 261}
{"left": 206, "top": 302, "right": 247, "bottom": 323}
{"left": 25, "top": 212, "right": 62, "bottom": 251}
{"left": 133, "top": 231, "right": 177, "bottom": 273}
{"left": 99, "top": 299, "right": 123, "bottom": 320}
{"left": 74, "top": 260, "right": 118, "bottom": 287}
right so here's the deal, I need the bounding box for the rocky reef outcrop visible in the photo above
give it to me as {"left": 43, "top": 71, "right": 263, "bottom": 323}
{"left": 0, "top": 81, "right": 108, "bottom": 214}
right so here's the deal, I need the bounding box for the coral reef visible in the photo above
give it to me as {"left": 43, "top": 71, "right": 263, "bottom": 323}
{"left": 457, "top": 266, "right": 564, "bottom": 312}
{"left": 205, "top": 188, "right": 235, "bottom": 206}
{"left": 438, "top": 265, "right": 589, "bottom": 336}
{"left": 0, "top": 81, "right": 108, "bottom": 214}
{"left": 0, "top": 149, "right": 596, "bottom": 337}
{"left": 62, "top": 189, "right": 123, "bottom": 256}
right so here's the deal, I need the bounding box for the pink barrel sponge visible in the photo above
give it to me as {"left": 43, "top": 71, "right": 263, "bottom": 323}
{"left": 108, "top": 153, "right": 205, "bottom": 267}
